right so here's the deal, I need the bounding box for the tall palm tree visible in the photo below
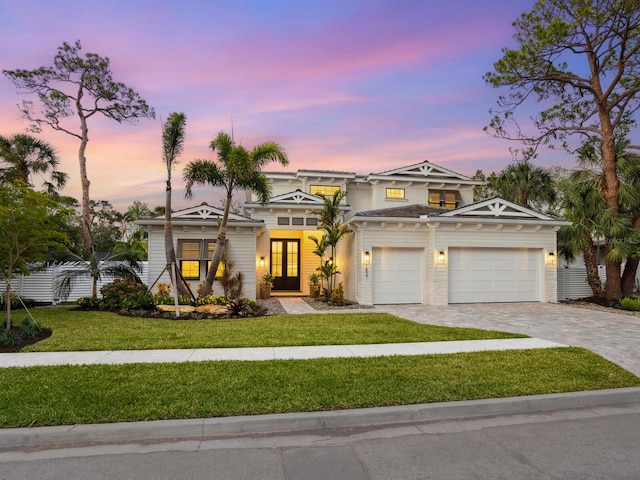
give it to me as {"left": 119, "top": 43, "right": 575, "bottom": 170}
{"left": 161, "top": 112, "right": 188, "bottom": 296}
{"left": 0, "top": 133, "right": 67, "bottom": 196}
{"left": 493, "top": 160, "right": 557, "bottom": 211}
{"left": 183, "top": 131, "right": 288, "bottom": 297}
{"left": 53, "top": 250, "right": 143, "bottom": 300}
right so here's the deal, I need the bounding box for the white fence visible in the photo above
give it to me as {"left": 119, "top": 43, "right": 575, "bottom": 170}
{"left": 1, "top": 262, "right": 148, "bottom": 304}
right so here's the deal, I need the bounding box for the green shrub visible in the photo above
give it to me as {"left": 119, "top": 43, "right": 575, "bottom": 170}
{"left": 154, "top": 294, "right": 192, "bottom": 306}
{"left": 100, "top": 278, "right": 154, "bottom": 311}
{"left": 20, "top": 317, "right": 40, "bottom": 338}
{"left": 329, "top": 283, "right": 346, "bottom": 306}
{"left": 77, "top": 296, "right": 101, "bottom": 310}
{"left": 619, "top": 297, "right": 640, "bottom": 311}
{"left": 196, "top": 294, "right": 228, "bottom": 306}
{"left": 0, "top": 329, "right": 19, "bottom": 347}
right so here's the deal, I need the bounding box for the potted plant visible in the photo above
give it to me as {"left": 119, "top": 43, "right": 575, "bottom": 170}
{"left": 260, "top": 273, "right": 274, "bottom": 299}
{"left": 308, "top": 273, "right": 321, "bottom": 299}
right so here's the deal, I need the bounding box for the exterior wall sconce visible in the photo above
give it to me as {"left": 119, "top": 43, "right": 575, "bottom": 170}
{"left": 547, "top": 252, "right": 556, "bottom": 266}
{"left": 363, "top": 251, "right": 371, "bottom": 278}
{"left": 437, "top": 250, "right": 446, "bottom": 265}
{"left": 259, "top": 256, "right": 265, "bottom": 268}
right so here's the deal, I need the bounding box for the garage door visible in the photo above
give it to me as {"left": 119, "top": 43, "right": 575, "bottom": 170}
{"left": 372, "top": 247, "right": 423, "bottom": 304}
{"left": 448, "top": 248, "right": 541, "bottom": 303}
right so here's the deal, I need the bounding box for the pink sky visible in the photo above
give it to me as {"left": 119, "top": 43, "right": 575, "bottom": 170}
{"left": 0, "top": 0, "right": 596, "bottom": 211}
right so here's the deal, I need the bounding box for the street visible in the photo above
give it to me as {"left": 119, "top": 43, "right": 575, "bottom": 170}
{"left": 3, "top": 402, "right": 640, "bottom": 480}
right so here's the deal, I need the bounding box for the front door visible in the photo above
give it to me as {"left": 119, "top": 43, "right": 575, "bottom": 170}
{"left": 271, "top": 239, "right": 301, "bottom": 291}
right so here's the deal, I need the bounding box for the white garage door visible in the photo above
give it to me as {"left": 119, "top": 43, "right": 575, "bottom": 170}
{"left": 448, "top": 248, "right": 541, "bottom": 303}
{"left": 372, "top": 247, "right": 423, "bottom": 304}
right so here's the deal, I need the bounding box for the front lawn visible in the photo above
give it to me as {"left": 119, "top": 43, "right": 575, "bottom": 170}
{"left": 0, "top": 347, "right": 637, "bottom": 428}
{"left": 20, "top": 307, "right": 525, "bottom": 352}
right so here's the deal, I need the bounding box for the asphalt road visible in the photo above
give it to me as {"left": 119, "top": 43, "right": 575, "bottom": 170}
{"left": 3, "top": 402, "right": 640, "bottom": 480}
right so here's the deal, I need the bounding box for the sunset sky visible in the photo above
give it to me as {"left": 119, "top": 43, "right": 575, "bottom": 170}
{"left": 0, "top": 0, "right": 593, "bottom": 211}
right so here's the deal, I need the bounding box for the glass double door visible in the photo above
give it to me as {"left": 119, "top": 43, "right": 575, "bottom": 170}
{"left": 271, "top": 239, "right": 300, "bottom": 291}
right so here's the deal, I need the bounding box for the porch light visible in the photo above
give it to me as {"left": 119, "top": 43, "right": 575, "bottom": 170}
{"left": 438, "top": 250, "right": 446, "bottom": 265}
{"left": 547, "top": 252, "right": 556, "bottom": 266}
{"left": 363, "top": 251, "right": 371, "bottom": 278}
{"left": 259, "top": 256, "right": 266, "bottom": 267}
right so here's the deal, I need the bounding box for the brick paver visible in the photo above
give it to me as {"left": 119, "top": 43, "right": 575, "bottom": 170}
{"left": 375, "top": 303, "right": 640, "bottom": 376}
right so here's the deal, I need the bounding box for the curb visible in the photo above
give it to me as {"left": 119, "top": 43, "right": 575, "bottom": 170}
{"left": 2, "top": 387, "right": 640, "bottom": 450}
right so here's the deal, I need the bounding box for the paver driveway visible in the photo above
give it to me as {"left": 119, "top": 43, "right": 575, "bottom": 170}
{"left": 375, "top": 302, "right": 640, "bottom": 377}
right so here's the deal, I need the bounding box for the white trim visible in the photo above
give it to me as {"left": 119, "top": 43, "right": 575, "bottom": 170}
{"left": 438, "top": 197, "right": 553, "bottom": 220}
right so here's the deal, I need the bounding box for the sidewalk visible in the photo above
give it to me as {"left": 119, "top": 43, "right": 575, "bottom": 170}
{"left": 0, "top": 338, "right": 566, "bottom": 368}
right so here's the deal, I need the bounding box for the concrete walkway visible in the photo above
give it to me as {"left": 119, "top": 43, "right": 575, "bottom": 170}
{"left": 0, "top": 338, "right": 565, "bottom": 368}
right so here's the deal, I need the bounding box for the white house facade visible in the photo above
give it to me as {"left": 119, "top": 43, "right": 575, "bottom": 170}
{"left": 138, "top": 160, "right": 568, "bottom": 304}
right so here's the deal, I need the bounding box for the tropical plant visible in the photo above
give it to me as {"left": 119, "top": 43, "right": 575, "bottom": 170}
{"left": 484, "top": 1, "right": 640, "bottom": 300}
{"left": 183, "top": 131, "right": 288, "bottom": 297}
{"left": 4, "top": 40, "right": 155, "bottom": 251}
{"left": 492, "top": 159, "right": 557, "bottom": 211}
{"left": 559, "top": 137, "right": 640, "bottom": 297}
{"left": 52, "top": 250, "right": 143, "bottom": 300}
{"left": 0, "top": 133, "right": 67, "bottom": 196}
{"left": 161, "top": 112, "right": 188, "bottom": 297}
{"left": 309, "top": 190, "right": 351, "bottom": 297}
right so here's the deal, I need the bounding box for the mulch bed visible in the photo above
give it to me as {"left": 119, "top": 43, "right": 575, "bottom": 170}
{"left": 0, "top": 328, "right": 52, "bottom": 353}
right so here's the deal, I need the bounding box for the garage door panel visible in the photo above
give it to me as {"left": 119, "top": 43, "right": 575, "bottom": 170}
{"left": 372, "top": 247, "right": 423, "bottom": 304}
{"left": 449, "top": 248, "right": 541, "bottom": 303}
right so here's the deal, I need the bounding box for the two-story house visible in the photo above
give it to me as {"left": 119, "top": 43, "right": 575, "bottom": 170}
{"left": 139, "top": 160, "right": 567, "bottom": 305}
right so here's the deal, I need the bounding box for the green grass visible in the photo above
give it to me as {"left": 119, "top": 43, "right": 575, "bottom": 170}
{"left": 21, "top": 307, "right": 525, "bottom": 352}
{"left": 0, "top": 348, "right": 637, "bottom": 428}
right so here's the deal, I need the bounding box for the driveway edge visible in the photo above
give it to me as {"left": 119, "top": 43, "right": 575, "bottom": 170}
{"left": 2, "top": 387, "right": 640, "bottom": 450}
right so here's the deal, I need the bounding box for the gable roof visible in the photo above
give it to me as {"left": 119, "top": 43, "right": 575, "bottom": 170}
{"left": 366, "top": 160, "right": 481, "bottom": 185}
{"left": 245, "top": 190, "right": 350, "bottom": 211}
{"left": 136, "top": 203, "right": 264, "bottom": 228}
{"left": 435, "top": 197, "right": 554, "bottom": 220}
{"left": 171, "top": 203, "right": 250, "bottom": 221}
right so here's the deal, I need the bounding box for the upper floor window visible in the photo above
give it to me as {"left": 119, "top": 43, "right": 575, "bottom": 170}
{"left": 310, "top": 185, "right": 340, "bottom": 196}
{"left": 428, "top": 191, "right": 459, "bottom": 209}
{"left": 386, "top": 188, "right": 405, "bottom": 199}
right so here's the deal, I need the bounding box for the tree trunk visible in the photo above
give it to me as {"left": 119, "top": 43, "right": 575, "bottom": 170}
{"left": 621, "top": 258, "right": 639, "bottom": 297}
{"left": 582, "top": 237, "right": 604, "bottom": 297}
{"left": 600, "top": 118, "right": 622, "bottom": 300}
{"left": 199, "top": 192, "right": 232, "bottom": 297}
{"left": 77, "top": 97, "right": 92, "bottom": 252}
{"left": 164, "top": 181, "right": 187, "bottom": 296}
{"left": 4, "top": 287, "right": 12, "bottom": 331}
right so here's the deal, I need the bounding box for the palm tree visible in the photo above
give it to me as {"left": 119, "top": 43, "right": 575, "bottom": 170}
{"left": 0, "top": 133, "right": 67, "bottom": 196}
{"left": 559, "top": 138, "right": 640, "bottom": 297}
{"left": 53, "top": 250, "right": 143, "bottom": 300}
{"left": 183, "top": 131, "right": 289, "bottom": 297}
{"left": 161, "top": 112, "right": 188, "bottom": 296}
{"left": 493, "top": 160, "right": 557, "bottom": 211}
{"left": 309, "top": 190, "right": 351, "bottom": 296}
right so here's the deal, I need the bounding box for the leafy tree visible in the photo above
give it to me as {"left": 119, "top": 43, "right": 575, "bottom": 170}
{"left": 3, "top": 40, "right": 155, "bottom": 252}
{"left": 89, "top": 200, "right": 124, "bottom": 253}
{"left": 52, "top": 250, "right": 143, "bottom": 300}
{"left": 484, "top": 0, "right": 640, "bottom": 300}
{"left": 183, "top": 131, "right": 289, "bottom": 297}
{"left": 0, "top": 183, "right": 69, "bottom": 329}
{"left": 161, "top": 112, "right": 188, "bottom": 296}
{"left": 0, "top": 133, "right": 67, "bottom": 196}
{"left": 493, "top": 159, "right": 557, "bottom": 211}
